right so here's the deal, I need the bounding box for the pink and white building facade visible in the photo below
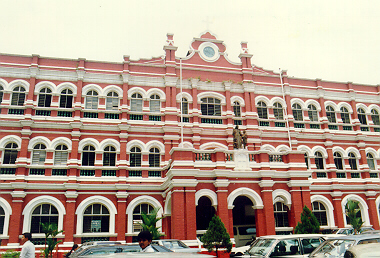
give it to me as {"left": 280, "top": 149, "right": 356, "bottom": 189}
{"left": 1, "top": 31, "right": 380, "bottom": 254}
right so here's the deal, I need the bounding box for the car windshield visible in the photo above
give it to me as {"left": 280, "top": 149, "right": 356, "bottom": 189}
{"left": 161, "top": 241, "right": 188, "bottom": 249}
{"left": 247, "top": 238, "right": 275, "bottom": 256}
{"left": 310, "top": 239, "right": 355, "bottom": 257}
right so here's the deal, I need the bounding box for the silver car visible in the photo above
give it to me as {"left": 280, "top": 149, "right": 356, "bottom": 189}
{"left": 236, "top": 234, "right": 325, "bottom": 257}
{"left": 152, "top": 240, "right": 201, "bottom": 253}
{"left": 309, "top": 234, "right": 380, "bottom": 257}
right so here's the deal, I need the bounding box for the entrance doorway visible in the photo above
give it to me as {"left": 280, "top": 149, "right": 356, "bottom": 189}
{"left": 232, "top": 196, "right": 256, "bottom": 247}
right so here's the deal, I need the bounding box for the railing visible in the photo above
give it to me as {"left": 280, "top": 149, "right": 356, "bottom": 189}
{"left": 181, "top": 117, "right": 189, "bottom": 123}
{"left": 370, "top": 173, "right": 379, "bottom": 178}
{"left": 149, "top": 115, "right": 161, "bottom": 121}
{"left": 259, "top": 121, "right": 270, "bottom": 127}
{"left": 249, "top": 154, "right": 255, "bottom": 162}
{"left": 225, "top": 153, "right": 233, "bottom": 161}
{"left": 52, "top": 169, "right": 67, "bottom": 176}
{"left": 31, "top": 238, "right": 46, "bottom": 245}
{"left": 275, "top": 122, "right": 286, "bottom": 127}
{"left": 351, "top": 172, "right": 360, "bottom": 178}
{"left": 234, "top": 120, "right": 242, "bottom": 126}
{"left": 316, "top": 172, "right": 327, "bottom": 178}
{"left": 269, "top": 155, "right": 283, "bottom": 162}
{"left": 80, "top": 170, "right": 95, "bottom": 176}
{"left": 195, "top": 153, "right": 211, "bottom": 161}
{"left": 8, "top": 109, "right": 24, "bottom": 115}
{"left": 104, "top": 113, "right": 119, "bottom": 119}
{"left": 130, "top": 114, "right": 143, "bottom": 120}
{"left": 129, "top": 170, "right": 142, "bottom": 177}
{"left": 58, "top": 111, "right": 73, "bottom": 117}
{"left": 336, "top": 172, "right": 346, "bottom": 178}
{"left": 148, "top": 171, "right": 161, "bottom": 177}
{"left": 328, "top": 125, "right": 338, "bottom": 130}
{"left": 82, "top": 237, "right": 109, "bottom": 244}
{"left": 83, "top": 112, "right": 98, "bottom": 118}
{"left": 310, "top": 124, "right": 320, "bottom": 129}
{"left": 0, "top": 167, "right": 16, "bottom": 174}
{"left": 374, "top": 128, "right": 380, "bottom": 132}
{"left": 29, "top": 168, "right": 45, "bottom": 175}
{"left": 201, "top": 118, "right": 223, "bottom": 124}
{"left": 294, "top": 123, "right": 305, "bottom": 128}
{"left": 102, "top": 170, "right": 116, "bottom": 176}
{"left": 35, "top": 110, "right": 51, "bottom": 116}
{"left": 343, "top": 125, "right": 352, "bottom": 131}
{"left": 360, "top": 126, "right": 369, "bottom": 131}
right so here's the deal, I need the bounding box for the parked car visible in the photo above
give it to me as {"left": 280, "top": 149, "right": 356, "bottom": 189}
{"left": 330, "top": 228, "right": 355, "bottom": 235}
{"left": 76, "top": 252, "right": 214, "bottom": 258}
{"left": 152, "top": 240, "right": 201, "bottom": 253}
{"left": 230, "top": 245, "right": 251, "bottom": 257}
{"left": 70, "top": 243, "right": 172, "bottom": 257}
{"left": 360, "top": 229, "right": 380, "bottom": 235}
{"left": 309, "top": 234, "right": 380, "bottom": 257}
{"left": 233, "top": 234, "right": 326, "bottom": 257}
{"left": 233, "top": 226, "right": 256, "bottom": 247}
{"left": 344, "top": 242, "right": 380, "bottom": 258}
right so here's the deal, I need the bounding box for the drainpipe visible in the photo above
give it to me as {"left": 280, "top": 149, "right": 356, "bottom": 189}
{"left": 279, "top": 69, "right": 292, "bottom": 149}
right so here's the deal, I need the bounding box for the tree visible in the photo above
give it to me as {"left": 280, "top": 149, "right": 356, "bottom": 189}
{"left": 40, "top": 222, "right": 64, "bottom": 258}
{"left": 138, "top": 207, "right": 165, "bottom": 240}
{"left": 294, "top": 206, "right": 320, "bottom": 234}
{"left": 345, "top": 200, "right": 363, "bottom": 234}
{"left": 201, "top": 215, "right": 232, "bottom": 258}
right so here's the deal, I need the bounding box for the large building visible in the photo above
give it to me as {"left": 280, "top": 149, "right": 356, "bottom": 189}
{"left": 1, "top": 31, "right": 380, "bottom": 254}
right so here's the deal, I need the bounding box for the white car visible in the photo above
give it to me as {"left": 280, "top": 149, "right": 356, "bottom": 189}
{"left": 344, "top": 242, "right": 380, "bottom": 258}
{"left": 151, "top": 240, "right": 201, "bottom": 253}
{"left": 235, "top": 234, "right": 325, "bottom": 257}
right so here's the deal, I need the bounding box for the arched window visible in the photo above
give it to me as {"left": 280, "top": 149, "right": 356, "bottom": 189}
{"left": 196, "top": 196, "right": 215, "bottom": 230}
{"left": 3, "top": 143, "right": 18, "bottom": 164}
{"left": 103, "top": 146, "right": 116, "bottom": 166}
{"left": 11, "top": 86, "right": 26, "bottom": 106}
{"left": 315, "top": 152, "right": 324, "bottom": 170}
{"left": 367, "top": 153, "right": 375, "bottom": 170}
{"left": 273, "top": 103, "right": 283, "bottom": 120}
{"left": 233, "top": 101, "right": 241, "bottom": 117}
{"left": 348, "top": 152, "right": 357, "bottom": 170}
{"left": 257, "top": 101, "right": 268, "bottom": 119}
{"left": 59, "top": 89, "right": 73, "bottom": 108}
{"left": 32, "top": 144, "right": 46, "bottom": 165}
{"left": 326, "top": 106, "right": 336, "bottom": 123}
{"left": 308, "top": 105, "right": 318, "bottom": 122}
{"left": 274, "top": 202, "right": 289, "bottom": 227}
{"left": 0, "top": 206, "right": 4, "bottom": 234}
{"left": 340, "top": 107, "right": 351, "bottom": 124}
{"left": 131, "top": 93, "right": 143, "bottom": 112}
{"left": 334, "top": 152, "right": 343, "bottom": 170}
{"left": 149, "top": 148, "right": 160, "bottom": 167}
{"left": 130, "top": 147, "right": 141, "bottom": 167}
{"left": 292, "top": 104, "right": 303, "bottom": 121}
{"left": 201, "top": 98, "right": 221, "bottom": 116}
{"left": 106, "top": 92, "right": 119, "bottom": 110}
{"left": 83, "top": 204, "right": 110, "bottom": 233}
{"left": 312, "top": 202, "right": 327, "bottom": 226}
{"left": 31, "top": 204, "right": 58, "bottom": 233}
{"left": 133, "top": 204, "right": 154, "bottom": 232}
{"left": 150, "top": 94, "right": 160, "bottom": 113}
{"left": 82, "top": 145, "right": 95, "bottom": 166}
{"left": 357, "top": 108, "right": 367, "bottom": 125}
{"left": 85, "top": 90, "right": 98, "bottom": 110}
{"left": 54, "top": 145, "right": 68, "bottom": 166}
{"left": 38, "top": 88, "right": 52, "bottom": 107}
{"left": 0, "top": 86, "right": 4, "bottom": 104}
{"left": 371, "top": 109, "right": 380, "bottom": 126}
{"left": 181, "top": 98, "right": 188, "bottom": 115}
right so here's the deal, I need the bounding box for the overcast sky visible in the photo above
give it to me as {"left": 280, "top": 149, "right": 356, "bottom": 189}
{"left": 0, "top": 0, "right": 379, "bottom": 85}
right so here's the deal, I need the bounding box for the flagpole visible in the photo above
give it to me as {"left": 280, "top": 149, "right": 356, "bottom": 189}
{"left": 180, "top": 58, "right": 183, "bottom": 146}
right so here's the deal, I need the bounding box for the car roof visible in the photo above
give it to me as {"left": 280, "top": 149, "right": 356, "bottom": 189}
{"left": 325, "top": 234, "right": 380, "bottom": 240}
{"left": 257, "top": 234, "right": 325, "bottom": 240}
{"left": 346, "top": 242, "right": 380, "bottom": 257}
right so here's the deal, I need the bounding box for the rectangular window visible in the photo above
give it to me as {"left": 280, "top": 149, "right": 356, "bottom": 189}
{"left": 60, "top": 95, "right": 73, "bottom": 108}
{"left": 32, "top": 151, "right": 46, "bottom": 165}
{"left": 3, "top": 150, "right": 18, "bottom": 164}
{"left": 131, "top": 99, "right": 143, "bottom": 112}
{"left": 54, "top": 151, "right": 68, "bottom": 166}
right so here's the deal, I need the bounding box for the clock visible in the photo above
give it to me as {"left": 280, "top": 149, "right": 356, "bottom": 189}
{"left": 203, "top": 46, "right": 215, "bottom": 58}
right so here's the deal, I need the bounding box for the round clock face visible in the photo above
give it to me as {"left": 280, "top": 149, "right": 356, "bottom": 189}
{"left": 203, "top": 46, "right": 215, "bottom": 58}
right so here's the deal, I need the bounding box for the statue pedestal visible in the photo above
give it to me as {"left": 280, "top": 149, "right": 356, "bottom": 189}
{"left": 233, "top": 149, "right": 250, "bottom": 171}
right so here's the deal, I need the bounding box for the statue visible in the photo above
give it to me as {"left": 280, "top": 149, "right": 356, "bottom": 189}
{"left": 242, "top": 130, "right": 247, "bottom": 149}
{"left": 233, "top": 125, "right": 242, "bottom": 149}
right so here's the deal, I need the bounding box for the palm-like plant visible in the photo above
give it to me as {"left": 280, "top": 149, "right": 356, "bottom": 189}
{"left": 40, "top": 222, "right": 64, "bottom": 258}
{"left": 345, "top": 200, "right": 364, "bottom": 234}
{"left": 138, "top": 207, "right": 165, "bottom": 240}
